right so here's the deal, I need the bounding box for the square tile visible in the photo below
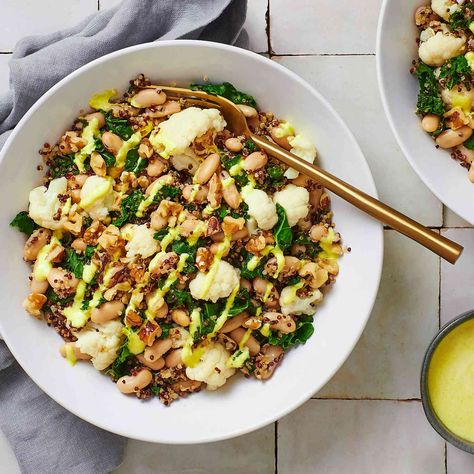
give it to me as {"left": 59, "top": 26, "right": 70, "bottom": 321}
{"left": 0, "top": 0, "right": 97, "bottom": 52}
{"left": 275, "top": 56, "right": 442, "bottom": 226}
{"left": 270, "top": 0, "right": 381, "bottom": 54}
{"left": 444, "top": 206, "right": 471, "bottom": 228}
{"left": 447, "top": 444, "right": 474, "bottom": 474}
{"left": 318, "top": 230, "right": 439, "bottom": 399}
{"left": 0, "top": 54, "right": 11, "bottom": 94}
{"left": 278, "top": 399, "right": 444, "bottom": 474}
{"left": 244, "top": 0, "right": 268, "bottom": 53}
{"left": 114, "top": 424, "right": 274, "bottom": 474}
{"left": 440, "top": 228, "right": 474, "bottom": 326}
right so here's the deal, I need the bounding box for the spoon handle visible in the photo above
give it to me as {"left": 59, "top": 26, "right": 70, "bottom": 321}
{"left": 251, "top": 134, "right": 463, "bottom": 264}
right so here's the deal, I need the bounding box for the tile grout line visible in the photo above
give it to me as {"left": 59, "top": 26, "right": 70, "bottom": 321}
{"left": 444, "top": 442, "right": 448, "bottom": 474}
{"left": 97, "top": 0, "right": 100, "bottom": 11}
{"left": 266, "top": 0, "right": 273, "bottom": 57}
{"left": 274, "top": 421, "right": 279, "bottom": 474}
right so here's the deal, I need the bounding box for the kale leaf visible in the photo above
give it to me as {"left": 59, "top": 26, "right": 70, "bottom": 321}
{"left": 415, "top": 62, "right": 445, "bottom": 116}
{"left": 267, "top": 316, "right": 315, "bottom": 349}
{"left": 439, "top": 55, "right": 472, "bottom": 90}
{"left": 112, "top": 189, "right": 144, "bottom": 227}
{"left": 63, "top": 248, "right": 93, "bottom": 279}
{"left": 190, "top": 82, "right": 256, "bottom": 107}
{"left": 222, "top": 154, "right": 242, "bottom": 171}
{"left": 49, "top": 154, "right": 79, "bottom": 178}
{"left": 94, "top": 137, "right": 116, "bottom": 167}
{"left": 244, "top": 139, "right": 257, "bottom": 152}
{"left": 152, "top": 185, "right": 181, "bottom": 204}
{"left": 228, "top": 287, "right": 250, "bottom": 317}
{"left": 45, "top": 287, "right": 74, "bottom": 306}
{"left": 159, "top": 323, "right": 173, "bottom": 339}
{"left": 106, "top": 344, "right": 133, "bottom": 379}
{"left": 10, "top": 211, "right": 36, "bottom": 236}
{"left": 124, "top": 148, "right": 146, "bottom": 174}
{"left": 274, "top": 203, "right": 292, "bottom": 250}
{"left": 104, "top": 111, "right": 133, "bottom": 140}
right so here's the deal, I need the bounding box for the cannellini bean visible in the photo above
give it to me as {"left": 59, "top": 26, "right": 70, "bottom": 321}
{"left": 310, "top": 224, "right": 328, "bottom": 242}
{"left": 195, "top": 153, "right": 220, "bottom": 184}
{"left": 421, "top": 114, "right": 440, "bottom": 133}
{"left": 71, "top": 238, "right": 87, "bottom": 253}
{"left": 131, "top": 88, "right": 167, "bottom": 108}
{"left": 182, "top": 184, "right": 209, "bottom": 203}
{"left": 262, "top": 311, "right": 296, "bottom": 334}
{"left": 220, "top": 170, "right": 241, "bottom": 209}
{"left": 210, "top": 241, "right": 230, "bottom": 256}
{"left": 91, "top": 301, "right": 124, "bottom": 324}
{"left": 136, "top": 354, "right": 165, "bottom": 371}
{"left": 254, "top": 345, "right": 284, "bottom": 380}
{"left": 242, "top": 151, "right": 267, "bottom": 171}
{"left": 165, "top": 349, "right": 183, "bottom": 368}
{"left": 150, "top": 210, "right": 168, "bottom": 230}
{"left": 229, "top": 327, "right": 260, "bottom": 356}
{"left": 90, "top": 151, "right": 106, "bottom": 176}
{"left": 436, "top": 126, "right": 473, "bottom": 149}
{"left": 211, "top": 228, "right": 248, "bottom": 243}
{"left": 237, "top": 104, "right": 258, "bottom": 118}
{"left": 144, "top": 338, "right": 173, "bottom": 362}
{"left": 117, "top": 369, "right": 153, "bottom": 394}
{"left": 23, "top": 228, "right": 51, "bottom": 261}
{"left": 180, "top": 218, "right": 200, "bottom": 236}
{"left": 253, "top": 277, "right": 269, "bottom": 295}
{"left": 30, "top": 276, "right": 49, "bottom": 294}
{"left": 68, "top": 174, "right": 89, "bottom": 189}
{"left": 171, "top": 309, "right": 190, "bottom": 327}
{"left": 147, "top": 158, "right": 167, "bottom": 177}
{"left": 47, "top": 268, "right": 79, "bottom": 295}
{"left": 240, "top": 278, "right": 252, "bottom": 293}
{"left": 219, "top": 312, "right": 248, "bottom": 333}
{"left": 84, "top": 112, "right": 105, "bottom": 128}
{"left": 60, "top": 342, "right": 91, "bottom": 360}
{"left": 101, "top": 131, "right": 123, "bottom": 155}
{"left": 225, "top": 137, "right": 243, "bottom": 152}
{"left": 146, "top": 101, "right": 181, "bottom": 118}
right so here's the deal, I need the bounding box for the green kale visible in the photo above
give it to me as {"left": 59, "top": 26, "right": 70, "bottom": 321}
{"left": 266, "top": 164, "right": 285, "bottom": 187}
{"left": 10, "top": 211, "right": 36, "bottom": 236}
{"left": 152, "top": 185, "right": 181, "bottom": 204}
{"left": 94, "top": 138, "right": 116, "bottom": 167}
{"left": 165, "top": 288, "right": 194, "bottom": 310}
{"left": 228, "top": 287, "right": 250, "bottom": 317}
{"left": 274, "top": 203, "right": 292, "bottom": 250}
{"left": 159, "top": 323, "right": 173, "bottom": 339}
{"left": 267, "top": 316, "right": 315, "bottom": 349}
{"left": 439, "top": 55, "right": 472, "bottom": 90}
{"left": 124, "top": 148, "right": 146, "bottom": 174}
{"left": 49, "top": 154, "right": 79, "bottom": 178}
{"left": 415, "top": 62, "right": 445, "bottom": 116}
{"left": 244, "top": 139, "right": 257, "bottom": 152}
{"left": 45, "top": 287, "right": 74, "bottom": 306}
{"left": 106, "top": 344, "right": 133, "bottom": 379}
{"left": 286, "top": 275, "right": 302, "bottom": 286}
{"left": 464, "top": 134, "right": 474, "bottom": 150}
{"left": 112, "top": 189, "right": 144, "bottom": 227}
{"left": 150, "top": 385, "right": 161, "bottom": 396}
{"left": 104, "top": 111, "right": 133, "bottom": 140}
{"left": 63, "top": 248, "right": 92, "bottom": 279}
{"left": 153, "top": 229, "right": 168, "bottom": 241}
{"left": 221, "top": 154, "right": 242, "bottom": 171}
{"left": 240, "top": 250, "right": 266, "bottom": 280}
{"left": 450, "top": 10, "right": 469, "bottom": 29}
{"left": 85, "top": 246, "right": 95, "bottom": 259}
{"left": 190, "top": 82, "right": 256, "bottom": 107}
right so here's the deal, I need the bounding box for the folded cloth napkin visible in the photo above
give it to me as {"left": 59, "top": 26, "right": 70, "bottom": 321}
{"left": 0, "top": 1, "right": 247, "bottom": 473}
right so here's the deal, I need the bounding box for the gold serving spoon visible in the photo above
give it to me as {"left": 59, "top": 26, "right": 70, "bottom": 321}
{"left": 153, "top": 85, "right": 463, "bottom": 264}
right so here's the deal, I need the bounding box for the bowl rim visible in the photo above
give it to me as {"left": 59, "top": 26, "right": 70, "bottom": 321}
{"left": 420, "top": 309, "right": 474, "bottom": 454}
{"left": 0, "top": 39, "right": 384, "bottom": 443}
{"left": 375, "top": 0, "right": 474, "bottom": 225}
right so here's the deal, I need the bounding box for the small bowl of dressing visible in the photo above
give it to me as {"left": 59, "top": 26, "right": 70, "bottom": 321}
{"left": 421, "top": 310, "right": 474, "bottom": 453}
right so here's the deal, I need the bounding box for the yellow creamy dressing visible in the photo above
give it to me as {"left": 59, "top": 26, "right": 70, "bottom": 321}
{"left": 115, "top": 132, "right": 141, "bottom": 169}
{"left": 136, "top": 174, "right": 174, "bottom": 217}
{"left": 186, "top": 221, "right": 206, "bottom": 246}
{"left": 281, "top": 281, "right": 305, "bottom": 306}
{"left": 428, "top": 319, "right": 474, "bottom": 442}
{"left": 33, "top": 233, "right": 62, "bottom": 281}
{"left": 74, "top": 118, "right": 100, "bottom": 172}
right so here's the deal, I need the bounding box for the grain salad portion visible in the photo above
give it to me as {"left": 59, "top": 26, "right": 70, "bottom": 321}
{"left": 413, "top": 0, "right": 474, "bottom": 181}
{"left": 11, "top": 75, "right": 342, "bottom": 405}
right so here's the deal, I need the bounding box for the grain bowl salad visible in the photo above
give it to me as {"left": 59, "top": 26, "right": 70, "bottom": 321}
{"left": 11, "top": 75, "right": 342, "bottom": 405}
{"left": 412, "top": 0, "right": 474, "bottom": 181}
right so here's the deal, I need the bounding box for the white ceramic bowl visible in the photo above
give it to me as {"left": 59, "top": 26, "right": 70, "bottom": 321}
{"left": 0, "top": 41, "right": 382, "bottom": 444}
{"left": 377, "top": 0, "right": 474, "bottom": 224}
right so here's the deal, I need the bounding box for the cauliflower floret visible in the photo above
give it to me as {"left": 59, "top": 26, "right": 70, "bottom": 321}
{"left": 28, "top": 177, "right": 68, "bottom": 230}
{"left": 75, "top": 320, "right": 123, "bottom": 370}
{"left": 280, "top": 287, "right": 323, "bottom": 316}
{"left": 171, "top": 148, "right": 200, "bottom": 174}
{"left": 243, "top": 188, "right": 278, "bottom": 230}
{"left": 189, "top": 260, "right": 240, "bottom": 302}
{"left": 124, "top": 224, "right": 159, "bottom": 258}
{"left": 285, "top": 133, "right": 317, "bottom": 179}
{"left": 431, "top": 0, "right": 459, "bottom": 20}
{"left": 186, "top": 342, "right": 235, "bottom": 390}
{"left": 149, "top": 107, "right": 226, "bottom": 158}
{"left": 441, "top": 84, "right": 474, "bottom": 111}
{"left": 419, "top": 30, "right": 466, "bottom": 67}
{"left": 79, "top": 175, "right": 114, "bottom": 220}
{"left": 273, "top": 184, "right": 309, "bottom": 227}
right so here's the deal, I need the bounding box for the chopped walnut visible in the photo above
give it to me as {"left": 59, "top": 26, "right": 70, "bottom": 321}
{"left": 196, "top": 247, "right": 213, "bottom": 271}
{"left": 222, "top": 216, "right": 245, "bottom": 235}
{"left": 58, "top": 131, "right": 87, "bottom": 154}
{"left": 22, "top": 293, "right": 47, "bottom": 318}
{"left": 83, "top": 220, "right": 106, "bottom": 246}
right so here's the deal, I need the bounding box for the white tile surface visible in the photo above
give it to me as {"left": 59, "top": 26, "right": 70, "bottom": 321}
{"left": 444, "top": 206, "right": 471, "bottom": 227}
{"left": 0, "top": 0, "right": 97, "bottom": 52}
{"left": 114, "top": 424, "right": 274, "bottom": 474}
{"left": 244, "top": 0, "right": 269, "bottom": 53}
{"left": 275, "top": 55, "right": 442, "bottom": 227}
{"left": 447, "top": 444, "right": 474, "bottom": 474}
{"left": 0, "top": 430, "right": 20, "bottom": 474}
{"left": 278, "top": 399, "right": 445, "bottom": 474}
{"left": 318, "top": 230, "right": 439, "bottom": 399}
{"left": 270, "top": 0, "right": 381, "bottom": 54}
{"left": 440, "top": 228, "right": 474, "bottom": 326}
{"left": 0, "top": 55, "right": 11, "bottom": 94}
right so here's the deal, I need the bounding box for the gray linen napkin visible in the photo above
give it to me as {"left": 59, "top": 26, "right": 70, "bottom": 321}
{"left": 0, "top": 1, "right": 247, "bottom": 473}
